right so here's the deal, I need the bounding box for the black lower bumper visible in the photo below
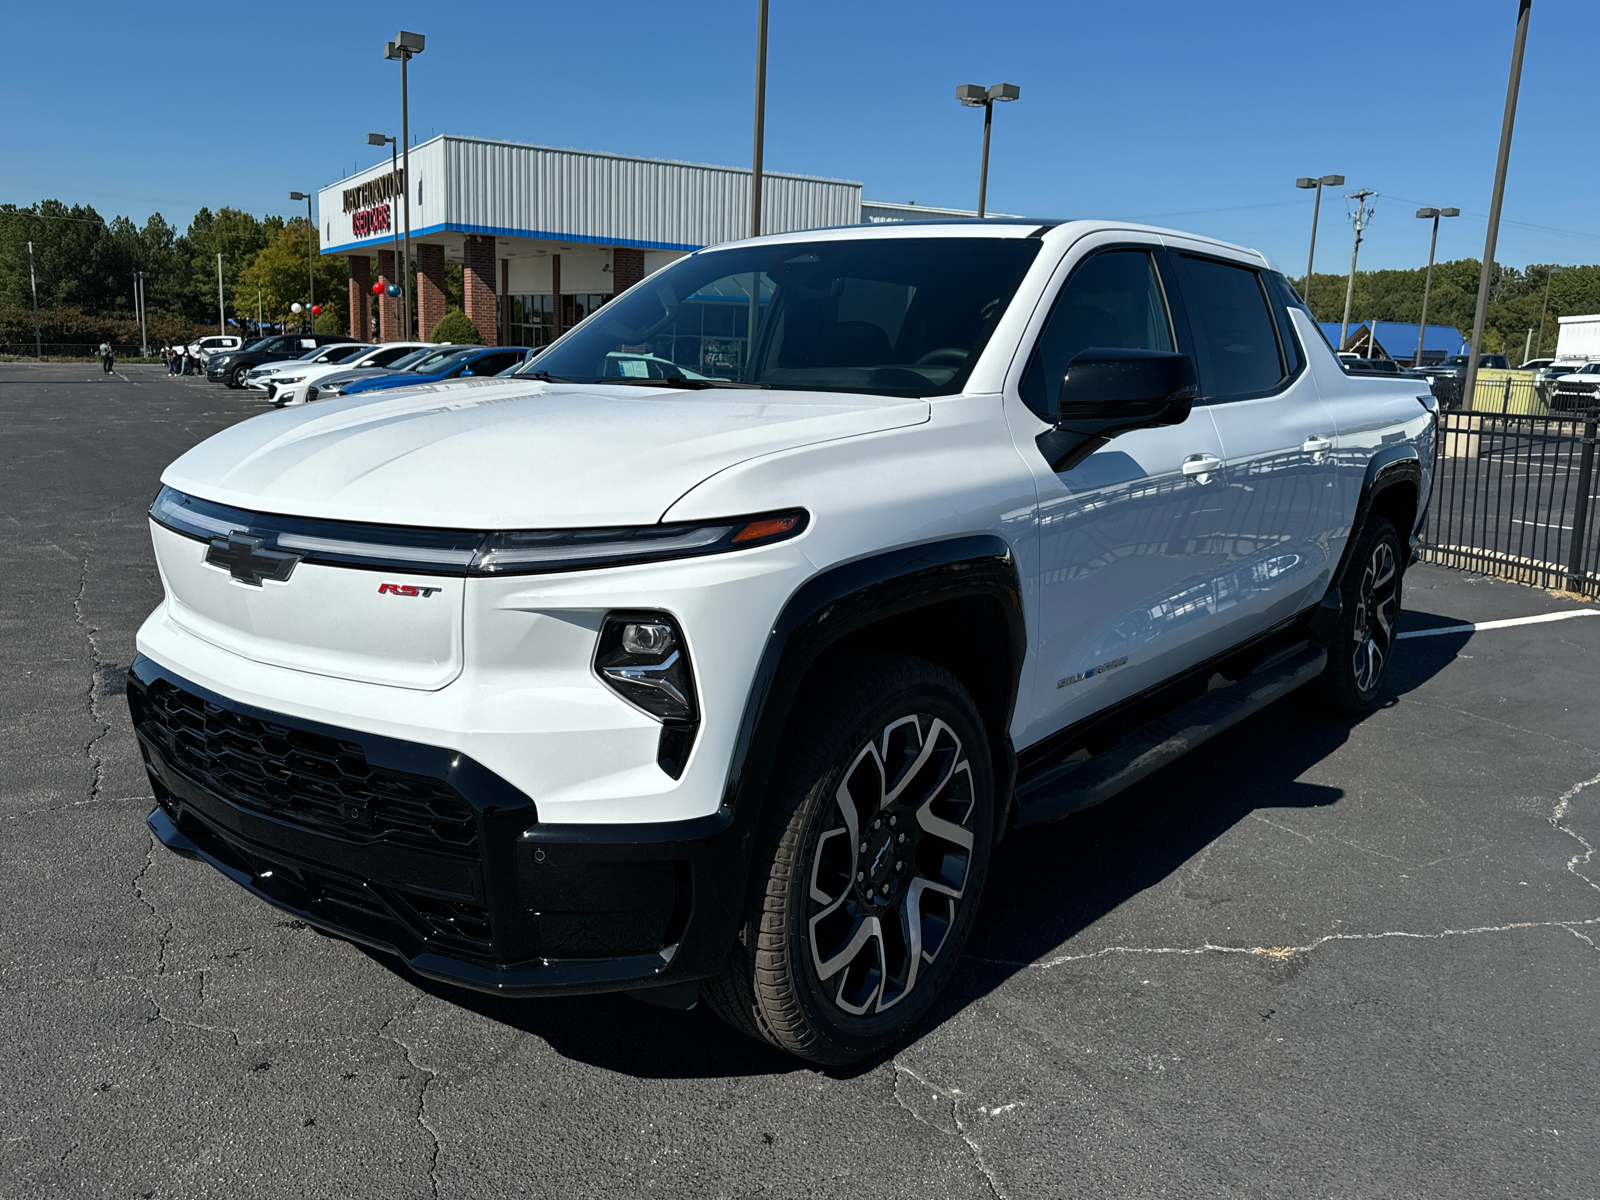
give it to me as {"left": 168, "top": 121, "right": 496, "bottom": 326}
{"left": 128, "top": 656, "right": 749, "bottom": 998}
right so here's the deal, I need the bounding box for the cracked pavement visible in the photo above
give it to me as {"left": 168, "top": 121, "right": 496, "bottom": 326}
{"left": 2, "top": 363, "right": 1596, "bottom": 1198}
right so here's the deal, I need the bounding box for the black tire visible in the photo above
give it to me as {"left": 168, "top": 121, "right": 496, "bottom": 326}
{"left": 1317, "top": 516, "right": 1403, "bottom": 715}
{"left": 230, "top": 364, "right": 250, "bottom": 388}
{"left": 704, "top": 653, "right": 994, "bottom": 1064}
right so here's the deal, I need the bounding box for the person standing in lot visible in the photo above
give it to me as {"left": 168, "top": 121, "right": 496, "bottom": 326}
{"left": 99, "top": 341, "right": 114, "bottom": 374}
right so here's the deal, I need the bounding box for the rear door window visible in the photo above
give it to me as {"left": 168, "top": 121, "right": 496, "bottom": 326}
{"left": 1176, "top": 256, "right": 1286, "bottom": 401}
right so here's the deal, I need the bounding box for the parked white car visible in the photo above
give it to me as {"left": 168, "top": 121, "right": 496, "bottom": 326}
{"left": 272, "top": 342, "right": 440, "bottom": 407}
{"left": 243, "top": 344, "right": 376, "bottom": 399}
{"left": 129, "top": 218, "right": 1434, "bottom": 1064}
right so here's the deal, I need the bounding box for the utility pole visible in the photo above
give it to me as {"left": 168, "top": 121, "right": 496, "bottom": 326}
{"left": 1535, "top": 265, "right": 1563, "bottom": 358}
{"left": 750, "top": 0, "right": 768, "bottom": 239}
{"left": 27, "top": 240, "right": 41, "bottom": 358}
{"left": 1339, "top": 188, "right": 1376, "bottom": 350}
{"left": 216, "top": 253, "right": 225, "bottom": 335}
{"left": 1523, "top": 327, "right": 1535, "bottom": 365}
{"left": 1464, "top": 0, "right": 1532, "bottom": 413}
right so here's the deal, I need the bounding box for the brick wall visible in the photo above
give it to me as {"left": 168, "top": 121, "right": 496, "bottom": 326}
{"left": 613, "top": 248, "right": 646, "bottom": 294}
{"left": 376, "top": 248, "right": 399, "bottom": 342}
{"left": 347, "top": 256, "right": 371, "bottom": 340}
{"left": 416, "top": 243, "right": 446, "bottom": 341}
{"left": 462, "top": 236, "right": 498, "bottom": 346}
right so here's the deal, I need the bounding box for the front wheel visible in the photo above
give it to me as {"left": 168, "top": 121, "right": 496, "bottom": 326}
{"left": 229, "top": 365, "right": 250, "bottom": 388}
{"left": 1317, "top": 516, "right": 1402, "bottom": 715}
{"left": 705, "top": 654, "right": 993, "bottom": 1064}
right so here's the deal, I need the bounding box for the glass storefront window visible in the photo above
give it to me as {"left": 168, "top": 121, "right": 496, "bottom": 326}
{"left": 505, "top": 293, "right": 612, "bottom": 349}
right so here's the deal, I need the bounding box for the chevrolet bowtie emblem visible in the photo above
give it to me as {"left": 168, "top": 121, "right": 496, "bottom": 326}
{"left": 204, "top": 531, "right": 301, "bottom": 586}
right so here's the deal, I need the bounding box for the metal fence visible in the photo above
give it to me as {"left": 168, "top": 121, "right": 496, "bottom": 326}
{"left": 1421, "top": 406, "right": 1600, "bottom": 598}
{"left": 0, "top": 343, "right": 153, "bottom": 358}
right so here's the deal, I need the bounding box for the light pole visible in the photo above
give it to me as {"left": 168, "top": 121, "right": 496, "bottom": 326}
{"left": 1339, "top": 188, "right": 1376, "bottom": 350}
{"left": 257, "top": 284, "right": 263, "bottom": 338}
{"left": 384, "top": 30, "right": 425, "bottom": 340}
{"left": 216, "top": 252, "right": 225, "bottom": 336}
{"left": 956, "top": 82, "right": 1020, "bottom": 218}
{"left": 368, "top": 132, "right": 405, "bottom": 338}
{"left": 750, "top": 0, "right": 768, "bottom": 238}
{"left": 134, "top": 270, "right": 149, "bottom": 356}
{"left": 289, "top": 190, "right": 314, "bottom": 330}
{"left": 1464, "top": 0, "right": 1532, "bottom": 412}
{"left": 27, "top": 240, "right": 41, "bottom": 358}
{"left": 1295, "top": 174, "right": 1344, "bottom": 306}
{"left": 1536, "top": 265, "right": 1563, "bottom": 359}
{"left": 1412, "top": 205, "right": 1459, "bottom": 367}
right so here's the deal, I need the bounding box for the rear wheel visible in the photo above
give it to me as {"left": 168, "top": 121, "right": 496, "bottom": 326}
{"left": 1317, "top": 516, "right": 1402, "bottom": 715}
{"left": 705, "top": 654, "right": 993, "bottom": 1064}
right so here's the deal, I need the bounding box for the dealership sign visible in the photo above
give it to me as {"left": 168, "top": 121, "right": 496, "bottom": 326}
{"left": 351, "top": 204, "right": 391, "bottom": 236}
{"left": 343, "top": 168, "right": 405, "bottom": 214}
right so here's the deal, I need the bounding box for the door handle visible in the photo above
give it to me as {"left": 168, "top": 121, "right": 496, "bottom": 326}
{"left": 1302, "top": 435, "right": 1334, "bottom": 455}
{"left": 1181, "top": 453, "right": 1223, "bottom": 482}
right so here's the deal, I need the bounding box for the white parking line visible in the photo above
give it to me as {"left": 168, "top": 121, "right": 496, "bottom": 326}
{"left": 1398, "top": 609, "right": 1600, "bottom": 639}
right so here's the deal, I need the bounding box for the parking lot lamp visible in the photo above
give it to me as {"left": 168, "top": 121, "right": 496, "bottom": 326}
{"left": 289, "top": 191, "right": 314, "bottom": 331}
{"left": 1536, "top": 265, "right": 1563, "bottom": 358}
{"left": 1464, "top": 0, "right": 1532, "bottom": 414}
{"left": 750, "top": 0, "right": 768, "bottom": 239}
{"left": 216, "top": 252, "right": 225, "bottom": 336}
{"left": 1413, "top": 206, "right": 1459, "bottom": 367}
{"left": 1295, "top": 174, "right": 1344, "bottom": 304}
{"left": 957, "top": 83, "right": 1020, "bottom": 218}
{"left": 368, "top": 133, "right": 405, "bottom": 341}
{"left": 384, "top": 31, "right": 425, "bottom": 339}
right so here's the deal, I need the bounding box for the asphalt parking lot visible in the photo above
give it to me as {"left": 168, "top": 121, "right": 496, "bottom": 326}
{"left": 3, "top": 362, "right": 1597, "bottom": 1199}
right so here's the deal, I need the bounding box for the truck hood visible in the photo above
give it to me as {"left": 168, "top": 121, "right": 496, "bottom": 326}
{"left": 162, "top": 379, "right": 930, "bottom": 527}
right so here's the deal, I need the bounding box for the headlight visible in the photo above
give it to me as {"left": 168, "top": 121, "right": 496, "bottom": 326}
{"left": 275, "top": 375, "right": 306, "bottom": 385}
{"left": 594, "top": 613, "right": 696, "bottom": 725}
{"left": 149, "top": 487, "right": 808, "bottom": 578}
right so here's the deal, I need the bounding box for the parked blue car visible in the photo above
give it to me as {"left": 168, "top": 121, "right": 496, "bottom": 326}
{"left": 338, "top": 346, "right": 532, "bottom": 396}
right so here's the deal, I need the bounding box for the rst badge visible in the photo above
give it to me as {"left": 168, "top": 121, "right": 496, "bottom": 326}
{"left": 378, "top": 583, "right": 442, "bottom": 597}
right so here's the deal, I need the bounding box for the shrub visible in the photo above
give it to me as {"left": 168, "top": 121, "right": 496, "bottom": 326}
{"left": 429, "top": 309, "right": 482, "bottom": 345}
{"left": 313, "top": 309, "right": 341, "bottom": 334}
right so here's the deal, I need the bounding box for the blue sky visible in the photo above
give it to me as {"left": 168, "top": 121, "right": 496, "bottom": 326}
{"left": 4, "top": 0, "right": 1594, "bottom": 273}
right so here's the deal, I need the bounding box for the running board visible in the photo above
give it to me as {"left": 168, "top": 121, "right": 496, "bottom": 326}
{"left": 1012, "top": 641, "right": 1327, "bottom": 827}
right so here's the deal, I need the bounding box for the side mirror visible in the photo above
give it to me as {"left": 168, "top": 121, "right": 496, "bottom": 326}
{"left": 1036, "top": 347, "right": 1196, "bottom": 472}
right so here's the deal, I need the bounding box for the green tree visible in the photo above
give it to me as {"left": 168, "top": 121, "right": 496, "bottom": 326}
{"left": 429, "top": 309, "right": 482, "bottom": 344}
{"left": 233, "top": 221, "right": 346, "bottom": 333}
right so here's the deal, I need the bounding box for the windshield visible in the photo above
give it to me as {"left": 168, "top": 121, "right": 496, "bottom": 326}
{"left": 1442, "top": 356, "right": 1468, "bottom": 367}
{"left": 407, "top": 347, "right": 468, "bottom": 373}
{"left": 242, "top": 338, "right": 273, "bottom": 352}
{"left": 380, "top": 347, "right": 433, "bottom": 369}
{"left": 521, "top": 237, "right": 1042, "bottom": 396}
{"left": 425, "top": 350, "right": 481, "bottom": 375}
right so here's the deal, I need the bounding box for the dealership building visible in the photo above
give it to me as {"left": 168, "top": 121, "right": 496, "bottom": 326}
{"left": 318, "top": 134, "right": 970, "bottom": 347}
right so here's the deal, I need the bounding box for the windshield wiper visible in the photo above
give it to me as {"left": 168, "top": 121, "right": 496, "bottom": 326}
{"left": 605, "top": 376, "right": 768, "bottom": 390}
{"left": 520, "top": 370, "right": 579, "bottom": 383}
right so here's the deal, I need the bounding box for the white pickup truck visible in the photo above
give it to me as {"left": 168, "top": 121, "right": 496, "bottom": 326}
{"left": 128, "top": 218, "right": 1434, "bottom": 1063}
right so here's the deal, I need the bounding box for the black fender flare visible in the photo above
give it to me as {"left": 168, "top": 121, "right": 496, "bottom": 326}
{"left": 1310, "top": 445, "right": 1422, "bottom": 642}
{"left": 718, "top": 534, "right": 1027, "bottom": 853}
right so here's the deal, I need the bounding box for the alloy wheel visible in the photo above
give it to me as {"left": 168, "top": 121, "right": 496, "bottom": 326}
{"left": 806, "top": 713, "right": 976, "bottom": 1016}
{"left": 1350, "top": 540, "right": 1399, "bottom": 695}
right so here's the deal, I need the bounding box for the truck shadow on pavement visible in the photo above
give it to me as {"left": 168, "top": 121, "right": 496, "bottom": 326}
{"left": 386, "top": 629, "right": 1470, "bottom": 1079}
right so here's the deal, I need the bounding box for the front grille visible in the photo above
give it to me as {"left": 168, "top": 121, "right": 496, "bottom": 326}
{"left": 137, "top": 678, "right": 479, "bottom": 855}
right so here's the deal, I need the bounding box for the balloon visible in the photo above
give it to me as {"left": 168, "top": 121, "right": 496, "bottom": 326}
{"left": 385, "top": 283, "right": 401, "bottom": 298}
{"left": 311, "top": 305, "right": 322, "bottom": 315}
{"left": 372, "top": 281, "right": 384, "bottom": 295}
{"left": 290, "top": 302, "right": 303, "bottom": 313}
